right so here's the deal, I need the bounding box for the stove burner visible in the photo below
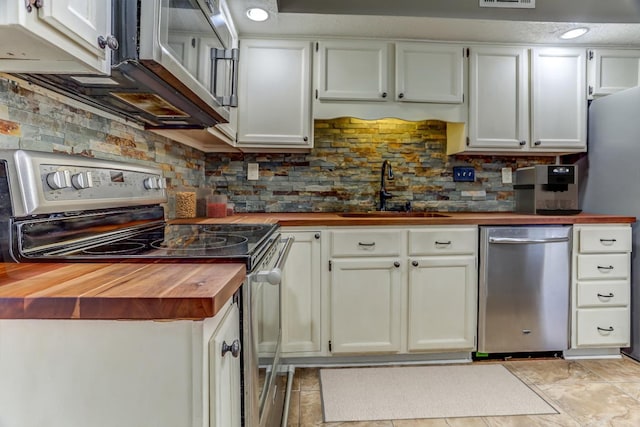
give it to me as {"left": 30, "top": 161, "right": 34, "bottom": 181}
{"left": 82, "top": 242, "right": 147, "bottom": 255}
{"left": 151, "top": 233, "right": 249, "bottom": 251}
{"left": 203, "top": 224, "right": 266, "bottom": 233}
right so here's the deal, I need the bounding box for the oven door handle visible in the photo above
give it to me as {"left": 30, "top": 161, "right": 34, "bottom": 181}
{"left": 254, "top": 236, "right": 295, "bottom": 285}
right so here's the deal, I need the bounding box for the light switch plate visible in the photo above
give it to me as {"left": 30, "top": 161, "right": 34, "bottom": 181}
{"left": 501, "top": 167, "right": 512, "bottom": 184}
{"left": 247, "top": 163, "right": 259, "bottom": 180}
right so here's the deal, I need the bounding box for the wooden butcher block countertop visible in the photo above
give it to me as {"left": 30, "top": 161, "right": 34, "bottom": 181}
{"left": 1, "top": 211, "right": 633, "bottom": 321}
{"left": 174, "top": 211, "right": 636, "bottom": 227}
{"left": 0, "top": 262, "right": 245, "bottom": 320}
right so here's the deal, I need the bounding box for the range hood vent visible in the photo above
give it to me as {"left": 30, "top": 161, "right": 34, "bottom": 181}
{"left": 479, "top": 0, "right": 535, "bottom": 8}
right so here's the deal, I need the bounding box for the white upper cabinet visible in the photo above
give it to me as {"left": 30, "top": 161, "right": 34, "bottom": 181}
{"left": 468, "top": 46, "right": 529, "bottom": 150}
{"left": 588, "top": 49, "right": 640, "bottom": 98}
{"left": 314, "top": 39, "right": 468, "bottom": 122}
{"left": 395, "top": 43, "right": 464, "bottom": 103}
{"left": 0, "top": 0, "right": 112, "bottom": 74}
{"left": 464, "top": 46, "right": 586, "bottom": 154}
{"left": 237, "top": 39, "right": 313, "bottom": 149}
{"left": 316, "top": 40, "right": 390, "bottom": 101}
{"left": 530, "top": 47, "right": 586, "bottom": 151}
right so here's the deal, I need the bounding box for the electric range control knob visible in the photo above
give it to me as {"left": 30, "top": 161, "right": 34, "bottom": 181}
{"left": 71, "top": 171, "right": 93, "bottom": 189}
{"left": 156, "top": 177, "right": 167, "bottom": 189}
{"left": 143, "top": 177, "right": 158, "bottom": 190}
{"left": 46, "top": 170, "right": 71, "bottom": 190}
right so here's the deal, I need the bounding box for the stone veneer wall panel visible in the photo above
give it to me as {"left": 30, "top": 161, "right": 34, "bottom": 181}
{"left": 206, "top": 118, "right": 558, "bottom": 213}
{"left": 0, "top": 76, "right": 207, "bottom": 218}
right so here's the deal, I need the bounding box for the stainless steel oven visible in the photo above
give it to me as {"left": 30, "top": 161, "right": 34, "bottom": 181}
{"left": 0, "top": 149, "right": 292, "bottom": 427}
{"left": 243, "top": 235, "right": 293, "bottom": 427}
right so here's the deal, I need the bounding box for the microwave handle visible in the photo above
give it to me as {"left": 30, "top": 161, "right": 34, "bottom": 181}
{"left": 210, "top": 48, "right": 239, "bottom": 107}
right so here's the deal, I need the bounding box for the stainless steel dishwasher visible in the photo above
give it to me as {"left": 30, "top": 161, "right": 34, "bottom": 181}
{"left": 478, "top": 226, "right": 572, "bottom": 354}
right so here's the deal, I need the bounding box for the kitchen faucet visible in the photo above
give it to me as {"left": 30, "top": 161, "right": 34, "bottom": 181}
{"left": 379, "top": 160, "right": 394, "bottom": 211}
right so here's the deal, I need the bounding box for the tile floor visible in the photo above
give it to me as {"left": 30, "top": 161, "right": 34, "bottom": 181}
{"left": 285, "top": 356, "right": 640, "bottom": 426}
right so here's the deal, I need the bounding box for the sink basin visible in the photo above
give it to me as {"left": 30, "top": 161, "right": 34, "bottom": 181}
{"left": 338, "top": 211, "right": 450, "bottom": 218}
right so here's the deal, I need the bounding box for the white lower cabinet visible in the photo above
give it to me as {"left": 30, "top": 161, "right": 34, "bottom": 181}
{"left": 280, "top": 229, "right": 322, "bottom": 355}
{"left": 0, "top": 299, "right": 241, "bottom": 427}
{"left": 330, "top": 258, "right": 403, "bottom": 353}
{"left": 209, "top": 302, "right": 241, "bottom": 427}
{"left": 327, "top": 226, "right": 478, "bottom": 356}
{"left": 571, "top": 224, "right": 632, "bottom": 351}
{"left": 408, "top": 255, "right": 476, "bottom": 351}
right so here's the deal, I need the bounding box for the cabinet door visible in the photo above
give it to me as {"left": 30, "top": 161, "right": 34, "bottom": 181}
{"left": 39, "top": 0, "right": 110, "bottom": 59}
{"left": 408, "top": 256, "right": 477, "bottom": 351}
{"left": 468, "top": 47, "right": 529, "bottom": 149}
{"left": 281, "top": 231, "right": 322, "bottom": 354}
{"left": 530, "top": 48, "right": 587, "bottom": 150}
{"left": 317, "top": 40, "right": 389, "bottom": 101}
{"left": 588, "top": 49, "right": 640, "bottom": 98}
{"left": 237, "top": 39, "right": 312, "bottom": 148}
{"left": 395, "top": 43, "right": 464, "bottom": 103}
{"left": 330, "top": 259, "right": 402, "bottom": 353}
{"left": 210, "top": 303, "right": 242, "bottom": 427}
{"left": 0, "top": 0, "right": 111, "bottom": 74}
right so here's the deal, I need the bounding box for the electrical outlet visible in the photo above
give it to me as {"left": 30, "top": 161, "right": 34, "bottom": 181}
{"left": 501, "top": 167, "right": 513, "bottom": 184}
{"left": 453, "top": 166, "right": 475, "bottom": 182}
{"left": 247, "top": 163, "right": 259, "bottom": 180}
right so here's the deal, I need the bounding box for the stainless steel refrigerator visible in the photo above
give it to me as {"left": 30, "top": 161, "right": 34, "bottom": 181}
{"left": 580, "top": 86, "right": 640, "bottom": 360}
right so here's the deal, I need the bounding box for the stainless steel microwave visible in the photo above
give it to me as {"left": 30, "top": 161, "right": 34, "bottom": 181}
{"left": 14, "top": 0, "right": 238, "bottom": 129}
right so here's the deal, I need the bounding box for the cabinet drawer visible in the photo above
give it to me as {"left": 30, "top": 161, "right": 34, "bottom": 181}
{"left": 408, "top": 227, "right": 477, "bottom": 256}
{"left": 576, "top": 254, "right": 629, "bottom": 280}
{"left": 576, "top": 309, "right": 629, "bottom": 347}
{"left": 579, "top": 227, "right": 631, "bottom": 253}
{"left": 330, "top": 230, "right": 402, "bottom": 257}
{"left": 577, "top": 281, "right": 629, "bottom": 308}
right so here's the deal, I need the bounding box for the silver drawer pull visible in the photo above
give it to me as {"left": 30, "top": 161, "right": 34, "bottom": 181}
{"left": 358, "top": 242, "right": 376, "bottom": 247}
{"left": 597, "top": 265, "right": 614, "bottom": 271}
{"left": 599, "top": 238, "right": 617, "bottom": 245}
{"left": 597, "top": 293, "right": 614, "bottom": 298}
{"left": 435, "top": 240, "right": 452, "bottom": 246}
{"left": 597, "top": 326, "right": 614, "bottom": 333}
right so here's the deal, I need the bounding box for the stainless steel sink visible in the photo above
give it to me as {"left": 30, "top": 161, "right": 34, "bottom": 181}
{"left": 338, "top": 211, "right": 451, "bottom": 218}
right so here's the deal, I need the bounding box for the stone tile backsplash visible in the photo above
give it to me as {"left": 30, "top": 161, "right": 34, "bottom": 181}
{"left": 2, "top": 75, "right": 558, "bottom": 215}
{"left": 206, "top": 118, "right": 555, "bottom": 213}
{"left": 0, "top": 76, "right": 206, "bottom": 217}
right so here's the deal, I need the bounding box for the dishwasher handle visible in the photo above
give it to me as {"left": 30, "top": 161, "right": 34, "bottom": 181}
{"left": 488, "top": 236, "right": 570, "bottom": 244}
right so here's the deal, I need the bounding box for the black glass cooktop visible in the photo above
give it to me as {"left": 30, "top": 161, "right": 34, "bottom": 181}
{"left": 20, "top": 221, "right": 280, "bottom": 269}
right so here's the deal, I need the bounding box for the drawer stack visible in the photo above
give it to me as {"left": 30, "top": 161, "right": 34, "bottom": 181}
{"left": 572, "top": 225, "right": 632, "bottom": 349}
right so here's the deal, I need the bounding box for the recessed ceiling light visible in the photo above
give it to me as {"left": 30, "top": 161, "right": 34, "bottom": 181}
{"left": 246, "top": 7, "right": 269, "bottom": 22}
{"left": 560, "top": 27, "right": 589, "bottom": 40}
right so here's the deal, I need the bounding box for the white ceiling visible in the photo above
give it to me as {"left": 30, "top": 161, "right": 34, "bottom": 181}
{"left": 227, "top": 0, "right": 640, "bottom": 46}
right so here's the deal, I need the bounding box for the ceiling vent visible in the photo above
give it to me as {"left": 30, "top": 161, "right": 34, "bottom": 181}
{"left": 479, "top": 0, "right": 535, "bottom": 8}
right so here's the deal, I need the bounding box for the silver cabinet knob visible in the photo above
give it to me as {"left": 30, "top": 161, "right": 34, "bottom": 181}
{"left": 534, "top": 140, "right": 541, "bottom": 146}
{"left": 221, "top": 339, "right": 241, "bottom": 358}
{"left": 519, "top": 140, "right": 526, "bottom": 146}
{"left": 412, "top": 260, "right": 419, "bottom": 267}
{"left": 381, "top": 92, "right": 387, "bottom": 98}
{"left": 314, "top": 233, "right": 320, "bottom": 239}
{"left": 398, "top": 93, "right": 405, "bottom": 99}
{"left": 98, "top": 35, "right": 119, "bottom": 50}
{"left": 393, "top": 261, "right": 400, "bottom": 268}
